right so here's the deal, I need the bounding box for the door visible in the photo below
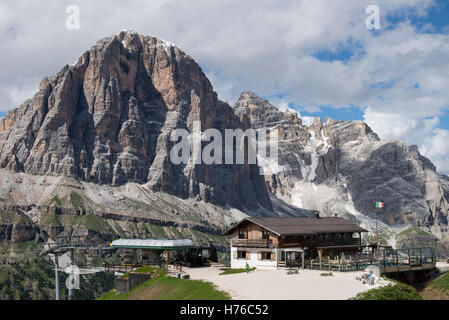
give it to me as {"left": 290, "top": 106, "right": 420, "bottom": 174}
{"left": 286, "top": 251, "right": 302, "bottom": 268}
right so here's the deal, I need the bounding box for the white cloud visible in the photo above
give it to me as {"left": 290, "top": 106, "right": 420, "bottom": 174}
{"left": 421, "top": 129, "right": 449, "bottom": 173}
{"left": 364, "top": 107, "right": 449, "bottom": 173}
{"left": 363, "top": 107, "right": 438, "bottom": 145}
{"left": 265, "top": 96, "right": 316, "bottom": 126}
{"left": 0, "top": 0, "right": 447, "bottom": 173}
{"left": 267, "top": 96, "right": 292, "bottom": 112}
{"left": 0, "top": 3, "right": 10, "bottom": 31}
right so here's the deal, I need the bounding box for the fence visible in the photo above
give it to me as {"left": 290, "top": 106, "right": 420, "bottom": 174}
{"left": 303, "top": 247, "right": 435, "bottom": 273}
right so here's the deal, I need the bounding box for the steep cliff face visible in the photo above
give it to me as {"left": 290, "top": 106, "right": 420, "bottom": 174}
{"left": 0, "top": 31, "right": 271, "bottom": 210}
{"left": 235, "top": 92, "right": 449, "bottom": 241}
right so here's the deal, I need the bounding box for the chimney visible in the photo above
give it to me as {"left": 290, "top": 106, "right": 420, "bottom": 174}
{"left": 314, "top": 213, "right": 320, "bottom": 219}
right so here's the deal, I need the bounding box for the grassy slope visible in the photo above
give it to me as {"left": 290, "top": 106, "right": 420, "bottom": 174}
{"left": 351, "top": 282, "right": 422, "bottom": 300}
{"left": 431, "top": 271, "right": 449, "bottom": 291}
{"left": 99, "top": 268, "right": 230, "bottom": 300}
{"left": 70, "top": 192, "right": 85, "bottom": 210}
{"left": 1, "top": 190, "right": 231, "bottom": 299}
{"left": 0, "top": 209, "right": 32, "bottom": 225}
{"left": 395, "top": 226, "right": 437, "bottom": 248}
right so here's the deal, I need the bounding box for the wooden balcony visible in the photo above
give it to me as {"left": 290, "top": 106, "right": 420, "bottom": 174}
{"left": 231, "top": 238, "right": 270, "bottom": 248}
{"left": 278, "top": 237, "right": 361, "bottom": 248}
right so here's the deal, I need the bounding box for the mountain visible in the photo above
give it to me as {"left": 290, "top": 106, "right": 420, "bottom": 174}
{"left": 0, "top": 30, "right": 270, "bottom": 211}
{"left": 0, "top": 32, "right": 448, "bottom": 253}
{"left": 0, "top": 32, "right": 316, "bottom": 252}
{"left": 235, "top": 91, "right": 449, "bottom": 247}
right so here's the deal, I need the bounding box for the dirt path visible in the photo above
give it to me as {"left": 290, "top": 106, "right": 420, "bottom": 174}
{"left": 420, "top": 287, "right": 449, "bottom": 300}
{"left": 419, "top": 270, "right": 449, "bottom": 300}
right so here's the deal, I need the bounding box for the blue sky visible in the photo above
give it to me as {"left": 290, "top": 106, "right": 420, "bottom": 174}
{"left": 440, "top": 112, "right": 449, "bottom": 130}
{"left": 253, "top": 0, "right": 449, "bottom": 175}
{"left": 276, "top": 0, "right": 449, "bottom": 126}
{"left": 388, "top": 0, "right": 449, "bottom": 33}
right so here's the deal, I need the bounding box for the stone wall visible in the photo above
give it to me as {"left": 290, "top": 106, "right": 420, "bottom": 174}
{"left": 114, "top": 272, "right": 152, "bottom": 293}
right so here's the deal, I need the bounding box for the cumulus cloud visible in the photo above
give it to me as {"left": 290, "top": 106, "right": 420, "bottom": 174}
{"left": 0, "top": 0, "right": 447, "bottom": 172}
{"left": 421, "top": 129, "right": 449, "bottom": 173}
{"left": 267, "top": 96, "right": 316, "bottom": 126}
{"left": 364, "top": 108, "right": 449, "bottom": 173}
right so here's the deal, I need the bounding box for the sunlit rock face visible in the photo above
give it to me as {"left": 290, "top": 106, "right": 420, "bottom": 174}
{"left": 0, "top": 31, "right": 271, "bottom": 211}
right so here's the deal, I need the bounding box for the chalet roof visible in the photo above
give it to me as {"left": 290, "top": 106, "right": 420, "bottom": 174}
{"left": 223, "top": 216, "right": 368, "bottom": 236}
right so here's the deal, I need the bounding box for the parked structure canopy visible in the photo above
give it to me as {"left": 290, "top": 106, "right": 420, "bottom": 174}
{"left": 111, "top": 239, "right": 194, "bottom": 250}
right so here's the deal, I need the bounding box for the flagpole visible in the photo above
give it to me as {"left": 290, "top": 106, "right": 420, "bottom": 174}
{"left": 375, "top": 201, "right": 383, "bottom": 267}
{"left": 376, "top": 207, "right": 379, "bottom": 265}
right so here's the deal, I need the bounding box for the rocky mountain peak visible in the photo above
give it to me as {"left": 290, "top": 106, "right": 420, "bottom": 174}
{"left": 0, "top": 33, "right": 271, "bottom": 210}
{"left": 235, "top": 91, "right": 449, "bottom": 243}
{"left": 234, "top": 91, "right": 302, "bottom": 129}
{"left": 236, "top": 91, "right": 273, "bottom": 108}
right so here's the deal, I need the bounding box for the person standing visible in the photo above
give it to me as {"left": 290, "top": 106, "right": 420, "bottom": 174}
{"left": 245, "top": 262, "right": 250, "bottom": 274}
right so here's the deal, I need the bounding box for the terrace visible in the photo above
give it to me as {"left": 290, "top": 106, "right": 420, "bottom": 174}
{"left": 303, "top": 247, "right": 436, "bottom": 274}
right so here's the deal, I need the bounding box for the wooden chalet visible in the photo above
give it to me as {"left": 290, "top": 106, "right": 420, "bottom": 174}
{"left": 223, "top": 215, "right": 368, "bottom": 270}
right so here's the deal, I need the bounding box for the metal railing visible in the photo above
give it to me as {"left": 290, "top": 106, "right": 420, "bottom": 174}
{"left": 303, "top": 247, "right": 436, "bottom": 273}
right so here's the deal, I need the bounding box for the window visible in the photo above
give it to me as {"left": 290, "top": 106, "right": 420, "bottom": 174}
{"left": 237, "top": 251, "right": 246, "bottom": 259}
{"left": 262, "top": 252, "right": 272, "bottom": 260}
{"left": 238, "top": 230, "right": 246, "bottom": 239}
{"left": 262, "top": 230, "right": 270, "bottom": 240}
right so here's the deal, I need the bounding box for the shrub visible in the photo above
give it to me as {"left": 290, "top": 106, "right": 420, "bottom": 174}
{"left": 351, "top": 283, "right": 422, "bottom": 300}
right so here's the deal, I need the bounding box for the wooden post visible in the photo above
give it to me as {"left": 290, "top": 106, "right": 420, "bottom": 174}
{"left": 375, "top": 208, "right": 379, "bottom": 265}
{"left": 396, "top": 249, "right": 399, "bottom": 272}
{"left": 302, "top": 251, "right": 305, "bottom": 270}
{"left": 274, "top": 248, "right": 279, "bottom": 269}
{"left": 419, "top": 248, "right": 422, "bottom": 266}
{"left": 408, "top": 249, "right": 411, "bottom": 267}
{"left": 328, "top": 257, "right": 331, "bottom": 271}
{"left": 338, "top": 254, "right": 341, "bottom": 272}
{"left": 54, "top": 253, "right": 60, "bottom": 301}
{"left": 318, "top": 249, "right": 322, "bottom": 270}
{"left": 166, "top": 250, "right": 171, "bottom": 271}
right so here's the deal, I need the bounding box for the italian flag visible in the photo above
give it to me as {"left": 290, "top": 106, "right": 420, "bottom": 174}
{"left": 376, "top": 201, "right": 384, "bottom": 208}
